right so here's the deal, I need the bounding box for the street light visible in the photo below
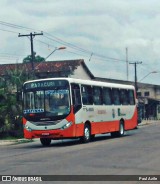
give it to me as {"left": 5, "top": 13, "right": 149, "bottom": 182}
{"left": 35, "top": 46, "right": 66, "bottom": 71}
{"left": 45, "top": 46, "right": 66, "bottom": 61}
{"left": 139, "top": 71, "right": 158, "bottom": 82}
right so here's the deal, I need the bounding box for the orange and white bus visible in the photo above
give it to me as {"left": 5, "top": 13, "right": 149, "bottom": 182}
{"left": 22, "top": 78, "right": 138, "bottom": 146}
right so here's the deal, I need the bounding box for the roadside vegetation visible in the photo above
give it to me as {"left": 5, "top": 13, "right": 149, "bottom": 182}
{"left": 0, "top": 69, "right": 24, "bottom": 138}
{"left": 0, "top": 54, "right": 45, "bottom": 139}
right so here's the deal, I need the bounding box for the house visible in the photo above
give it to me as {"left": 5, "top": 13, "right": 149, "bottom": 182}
{"left": 0, "top": 59, "right": 94, "bottom": 80}
{"left": 34, "top": 59, "right": 94, "bottom": 79}
{"left": 137, "top": 83, "right": 160, "bottom": 120}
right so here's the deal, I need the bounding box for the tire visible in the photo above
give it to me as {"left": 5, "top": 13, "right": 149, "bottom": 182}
{"left": 40, "top": 138, "right": 51, "bottom": 146}
{"left": 119, "top": 121, "right": 125, "bottom": 136}
{"left": 111, "top": 121, "right": 125, "bottom": 138}
{"left": 80, "top": 124, "right": 91, "bottom": 143}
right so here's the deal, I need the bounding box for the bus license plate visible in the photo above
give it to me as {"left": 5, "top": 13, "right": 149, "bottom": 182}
{"left": 42, "top": 133, "right": 50, "bottom": 136}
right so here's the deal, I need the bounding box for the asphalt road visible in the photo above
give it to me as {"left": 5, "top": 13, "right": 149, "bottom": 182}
{"left": 0, "top": 122, "right": 160, "bottom": 184}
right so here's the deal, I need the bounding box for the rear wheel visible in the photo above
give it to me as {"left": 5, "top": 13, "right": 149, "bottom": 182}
{"left": 40, "top": 138, "right": 51, "bottom": 146}
{"left": 80, "top": 124, "right": 91, "bottom": 143}
{"left": 119, "top": 122, "right": 125, "bottom": 136}
{"left": 111, "top": 121, "right": 125, "bottom": 138}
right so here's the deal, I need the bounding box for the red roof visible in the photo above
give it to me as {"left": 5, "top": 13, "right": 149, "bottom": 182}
{"left": 0, "top": 59, "right": 94, "bottom": 79}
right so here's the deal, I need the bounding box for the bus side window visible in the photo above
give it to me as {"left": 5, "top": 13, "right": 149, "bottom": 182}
{"left": 81, "top": 85, "right": 93, "bottom": 105}
{"left": 120, "top": 89, "right": 129, "bottom": 105}
{"left": 71, "top": 83, "right": 82, "bottom": 113}
{"left": 103, "top": 87, "right": 112, "bottom": 105}
{"left": 112, "top": 88, "right": 121, "bottom": 105}
{"left": 128, "top": 90, "right": 135, "bottom": 105}
{"left": 93, "top": 86, "right": 103, "bottom": 105}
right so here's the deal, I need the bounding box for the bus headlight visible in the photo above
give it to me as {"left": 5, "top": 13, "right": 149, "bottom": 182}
{"left": 24, "top": 125, "right": 32, "bottom": 132}
{"left": 61, "top": 122, "right": 72, "bottom": 130}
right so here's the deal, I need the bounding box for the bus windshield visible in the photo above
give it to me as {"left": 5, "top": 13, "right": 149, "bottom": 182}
{"left": 23, "top": 80, "right": 70, "bottom": 121}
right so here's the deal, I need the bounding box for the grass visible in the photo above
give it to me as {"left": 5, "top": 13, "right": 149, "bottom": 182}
{"left": 0, "top": 135, "right": 34, "bottom": 144}
{"left": 16, "top": 139, "right": 33, "bottom": 144}
{"left": 0, "top": 136, "right": 18, "bottom": 140}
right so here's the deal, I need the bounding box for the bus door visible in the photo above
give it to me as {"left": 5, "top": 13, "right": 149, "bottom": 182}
{"left": 71, "top": 83, "right": 83, "bottom": 136}
{"left": 71, "top": 83, "right": 82, "bottom": 114}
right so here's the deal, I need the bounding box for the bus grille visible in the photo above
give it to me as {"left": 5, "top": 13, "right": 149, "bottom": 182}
{"left": 31, "top": 120, "right": 61, "bottom": 126}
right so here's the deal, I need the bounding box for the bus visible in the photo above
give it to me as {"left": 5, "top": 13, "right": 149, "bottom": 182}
{"left": 22, "top": 78, "right": 138, "bottom": 146}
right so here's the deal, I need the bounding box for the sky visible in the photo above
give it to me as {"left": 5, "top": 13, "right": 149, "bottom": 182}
{"left": 0, "top": 0, "right": 160, "bottom": 84}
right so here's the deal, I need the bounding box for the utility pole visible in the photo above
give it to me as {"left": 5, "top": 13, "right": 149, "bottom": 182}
{"left": 126, "top": 47, "right": 129, "bottom": 80}
{"left": 129, "top": 61, "right": 142, "bottom": 94}
{"left": 18, "top": 32, "right": 43, "bottom": 76}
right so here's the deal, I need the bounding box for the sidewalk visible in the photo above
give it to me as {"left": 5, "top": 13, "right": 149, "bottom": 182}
{"left": 138, "top": 119, "right": 158, "bottom": 126}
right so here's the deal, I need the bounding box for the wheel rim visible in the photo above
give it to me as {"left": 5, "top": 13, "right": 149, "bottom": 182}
{"left": 120, "top": 123, "right": 124, "bottom": 135}
{"left": 85, "top": 127, "right": 90, "bottom": 140}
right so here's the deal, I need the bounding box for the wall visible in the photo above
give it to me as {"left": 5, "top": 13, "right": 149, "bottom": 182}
{"left": 137, "top": 86, "right": 156, "bottom": 99}
{"left": 70, "top": 64, "right": 92, "bottom": 80}
{"left": 137, "top": 83, "right": 160, "bottom": 99}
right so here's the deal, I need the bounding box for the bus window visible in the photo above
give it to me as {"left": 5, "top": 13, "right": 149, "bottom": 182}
{"left": 93, "top": 86, "right": 103, "bottom": 105}
{"left": 120, "top": 89, "right": 129, "bottom": 105}
{"left": 71, "top": 83, "right": 82, "bottom": 113}
{"left": 128, "top": 90, "right": 135, "bottom": 105}
{"left": 112, "top": 88, "right": 120, "bottom": 105}
{"left": 103, "top": 87, "right": 112, "bottom": 105}
{"left": 81, "top": 85, "right": 93, "bottom": 105}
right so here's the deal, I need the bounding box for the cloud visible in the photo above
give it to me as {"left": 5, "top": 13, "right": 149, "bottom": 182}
{"left": 0, "top": 0, "right": 160, "bottom": 84}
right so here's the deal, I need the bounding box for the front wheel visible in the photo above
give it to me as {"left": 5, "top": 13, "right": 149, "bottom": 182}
{"left": 40, "top": 138, "right": 51, "bottom": 146}
{"left": 80, "top": 124, "right": 91, "bottom": 143}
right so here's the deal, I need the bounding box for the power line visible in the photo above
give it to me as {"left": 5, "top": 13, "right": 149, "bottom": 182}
{"left": 0, "top": 20, "right": 36, "bottom": 32}
{"left": 0, "top": 52, "right": 25, "bottom": 57}
{"left": 44, "top": 33, "right": 127, "bottom": 62}
{"left": 0, "top": 28, "right": 18, "bottom": 34}
{"left": 0, "top": 20, "right": 127, "bottom": 62}
{"left": 0, "top": 20, "right": 133, "bottom": 63}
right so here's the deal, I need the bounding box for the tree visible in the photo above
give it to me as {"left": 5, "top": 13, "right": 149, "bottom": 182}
{"left": 0, "top": 67, "right": 28, "bottom": 137}
{"left": 23, "top": 52, "right": 45, "bottom": 63}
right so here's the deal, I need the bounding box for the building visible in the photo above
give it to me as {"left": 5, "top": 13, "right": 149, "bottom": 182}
{"left": 0, "top": 59, "right": 94, "bottom": 80}
{"left": 95, "top": 77, "right": 160, "bottom": 120}
{"left": 0, "top": 59, "right": 159, "bottom": 120}
{"left": 137, "top": 83, "right": 160, "bottom": 120}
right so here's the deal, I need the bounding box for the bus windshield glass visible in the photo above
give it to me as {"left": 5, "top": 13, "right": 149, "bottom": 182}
{"left": 23, "top": 80, "right": 70, "bottom": 121}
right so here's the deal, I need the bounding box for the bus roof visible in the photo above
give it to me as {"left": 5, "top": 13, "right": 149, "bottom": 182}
{"left": 24, "top": 77, "right": 135, "bottom": 90}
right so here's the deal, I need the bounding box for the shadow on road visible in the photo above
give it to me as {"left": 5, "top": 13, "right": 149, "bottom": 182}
{"left": 19, "top": 130, "right": 138, "bottom": 149}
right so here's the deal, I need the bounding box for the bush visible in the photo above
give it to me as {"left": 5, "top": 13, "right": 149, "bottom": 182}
{"left": 0, "top": 93, "right": 23, "bottom": 138}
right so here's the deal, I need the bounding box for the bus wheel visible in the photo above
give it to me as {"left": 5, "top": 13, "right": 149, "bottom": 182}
{"left": 40, "top": 138, "right": 51, "bottom": 146}
{"left": 81, "top": 124, "right": 91, "bottom": 143}
{"left": 111, "top": 121, "right": 124, "bottom": 138}
{"left": 119, "top": 121, "right": 125, "bottom": 136}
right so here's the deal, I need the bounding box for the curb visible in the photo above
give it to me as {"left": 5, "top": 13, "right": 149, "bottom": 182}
{"left": 0, "top": 139, "right": 33, "bottom": 146}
